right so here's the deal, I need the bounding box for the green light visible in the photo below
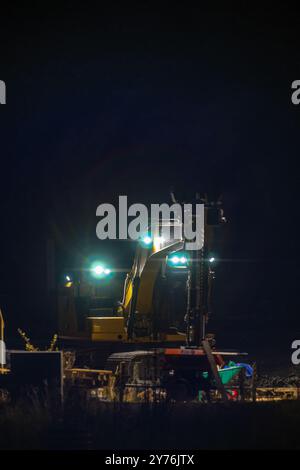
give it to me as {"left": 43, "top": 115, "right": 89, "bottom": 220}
{"left": 209, "top": 257, "right": 215, "bottom": 263}
{"left": 93, "top": 265, "right": 104, "bottom": 275}
{"left": 167, "top": 252, "right": 189, "bottom": 268}
{"left": 140, "top": 234, "right": 153, "bottom": 248}
{"left": 90, "top": 262, "right": 111, "bottom": 278}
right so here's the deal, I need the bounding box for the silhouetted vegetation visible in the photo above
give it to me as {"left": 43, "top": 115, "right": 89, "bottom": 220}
{"left": 1, "top": 391, "right": 300, "bottom": 449}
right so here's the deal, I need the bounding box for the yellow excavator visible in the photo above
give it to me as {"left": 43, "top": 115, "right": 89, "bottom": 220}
{"left": 58, "top": 193, "right": 221, "bottom": 347}
{"left": 58, "top": 193, "right": 247, "bottom": 401}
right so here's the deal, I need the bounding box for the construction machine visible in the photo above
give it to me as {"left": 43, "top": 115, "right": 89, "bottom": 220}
{"left": 59, "top": 193, "right": 221, "bottom": 343}
{"left": 58, "top": 193, "right": 250, "bottom": 401}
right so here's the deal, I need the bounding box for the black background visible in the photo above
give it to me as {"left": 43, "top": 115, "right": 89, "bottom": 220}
{"left": 0, "top": 4, "right": 299, "bottom": 362}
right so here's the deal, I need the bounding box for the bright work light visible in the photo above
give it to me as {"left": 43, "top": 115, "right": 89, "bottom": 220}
{"left": 93, "top": 265, "right": 104, "bottom": 275}
{"left": 140, "top": 234, "right": 153, "bottom": 248}
{"left": 64, "top": 274, "right": 73, "bottom": 288}
{"left": 167, "top": 252, "right": 189, "bottom": 268}
{"left": 90, "top": 262, "right": 111, "bottom": 278}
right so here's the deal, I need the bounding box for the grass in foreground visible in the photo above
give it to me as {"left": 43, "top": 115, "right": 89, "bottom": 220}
{"left": 0, "top": 394, "right": 300, "bottom": 449}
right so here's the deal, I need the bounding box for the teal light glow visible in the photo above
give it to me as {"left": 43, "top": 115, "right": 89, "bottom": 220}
{"left": 90, "top": 262, "right": 111, "bottom": 278}
{"left": 167, "top": 252, "right": 189, "bottom": 268}
{"left": 140, "top": 234, "right": 153, "bottom": 248}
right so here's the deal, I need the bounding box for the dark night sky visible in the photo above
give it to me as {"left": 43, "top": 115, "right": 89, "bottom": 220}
{"left": 0, "top": 4, "right": 300, "bottom": 347}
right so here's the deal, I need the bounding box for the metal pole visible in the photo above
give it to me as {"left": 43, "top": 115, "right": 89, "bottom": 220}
{"left": 0, "top": 308, "right": 4, "bottom": 370}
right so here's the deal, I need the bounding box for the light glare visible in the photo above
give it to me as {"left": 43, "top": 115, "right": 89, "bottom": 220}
{"left": 143, "top": 236, "right": 152, "bottom": 245}
{"left": 93, "top": 265, "right": 104, "bottom": 275}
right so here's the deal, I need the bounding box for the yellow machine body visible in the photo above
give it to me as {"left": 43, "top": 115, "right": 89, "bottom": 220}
{"left": 89, "top": 317, "right": 125, "bottom": 342}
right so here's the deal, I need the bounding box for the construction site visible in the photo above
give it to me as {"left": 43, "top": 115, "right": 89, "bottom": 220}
{"left": 0, "top": 191, "right": 300, "bottom": 450}
{"left": 0, "top": 4, "right": 300, "bottom": 455}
